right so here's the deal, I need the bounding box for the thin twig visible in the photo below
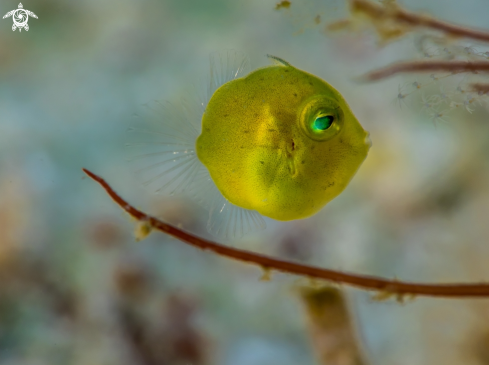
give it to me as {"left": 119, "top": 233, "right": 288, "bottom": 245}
{"left": 83, "top": 168, "right": 489, "bottom": 298}
{"left": 351, "top": 0, "right": 489, "bottom": 43}
{"left": 359, "top": 60, "right": 489, "bottom": 82}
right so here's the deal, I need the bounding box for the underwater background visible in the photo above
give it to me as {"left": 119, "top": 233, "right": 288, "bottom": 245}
{"left": 2, "top": 0, "right": 489, "bottom": 364}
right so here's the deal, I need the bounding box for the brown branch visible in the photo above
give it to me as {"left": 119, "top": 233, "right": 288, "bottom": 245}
{"left": 83, "top": 168, "right": 489, "bottom": 298}
{"left": 470, "top": 83, "right": 489, "bottom": 95}
{"left": 359, "top": 60, "right": 489, "bottom": 82}
{"left": 350, "top": 0, "right": 489, "bottom": 43}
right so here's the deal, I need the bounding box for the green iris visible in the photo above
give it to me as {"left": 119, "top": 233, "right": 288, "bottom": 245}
{"left": 312, "top": 115, "right": 334, "bottom": 131}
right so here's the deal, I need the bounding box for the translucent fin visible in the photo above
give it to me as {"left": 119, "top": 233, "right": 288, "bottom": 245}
{"left": 201, "top": 50, "right": 251, "bottom": 108}
{"left": 126, "top": 50, "right": 265, "bottom": 240}
{"left": 266, "top": 54, "right": 290, "bottom": 66}
{"left": 188, "top": 166, "right": 267, "bottom": 240}
{"left": 126, "top": 99, "right": 202, "bottom": 196}
{"left": 208, "top": 199, "right": 267, "bottom": 240}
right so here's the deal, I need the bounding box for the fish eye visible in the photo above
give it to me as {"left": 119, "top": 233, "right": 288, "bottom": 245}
{"left": 298, "top": 96, "right": 343, "bottom": 141}
{"left": 312, "top": 114, "right": 335, "bottom": 131}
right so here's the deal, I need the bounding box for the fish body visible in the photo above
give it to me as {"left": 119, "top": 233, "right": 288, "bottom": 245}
{"left": 127, "top": 52, "right": 371, "bottom": 238}
{"left": 197, "top": 60, "right": 370, "bottom": 221}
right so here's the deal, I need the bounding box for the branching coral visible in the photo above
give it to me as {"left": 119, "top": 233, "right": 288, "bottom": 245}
{"left": 323, "top": 0, "right": 489, "bottom": 82}
{"left": 346, "top": 0, "right": 489, "bottom": 43}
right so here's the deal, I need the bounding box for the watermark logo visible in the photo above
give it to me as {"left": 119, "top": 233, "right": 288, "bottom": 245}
{"left": 3, "top": 3, "right": 37, "bottom": 32}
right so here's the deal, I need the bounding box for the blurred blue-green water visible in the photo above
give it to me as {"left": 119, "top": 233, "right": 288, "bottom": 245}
{"left": 3, "top": 0, "right": 489, "bottom": 364}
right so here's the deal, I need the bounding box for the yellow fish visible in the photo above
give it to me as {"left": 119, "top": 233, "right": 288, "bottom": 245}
{"left": 127, "top": 51, "right": 371, "bottom": 238}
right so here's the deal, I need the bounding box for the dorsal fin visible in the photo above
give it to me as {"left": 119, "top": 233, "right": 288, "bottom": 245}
{"left": 266, "top": 54, "right": 290, "bottom": 66}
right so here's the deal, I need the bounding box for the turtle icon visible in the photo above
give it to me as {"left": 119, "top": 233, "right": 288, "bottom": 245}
{"left": 3, "top": 3, "right": 37, "bottom": 32}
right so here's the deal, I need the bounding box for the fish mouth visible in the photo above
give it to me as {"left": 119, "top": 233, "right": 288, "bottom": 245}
{"left": 365, "top": 132, "right": 372, "bottom": 148}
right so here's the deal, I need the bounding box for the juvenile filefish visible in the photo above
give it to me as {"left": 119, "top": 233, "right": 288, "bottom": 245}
{"left": 126, "top": 51, "right": 371, "bottom": 239}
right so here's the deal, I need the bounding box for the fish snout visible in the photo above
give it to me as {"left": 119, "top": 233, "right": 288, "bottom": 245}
{"left": 364, "top": 131, "right": 372, "bottom": 149}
